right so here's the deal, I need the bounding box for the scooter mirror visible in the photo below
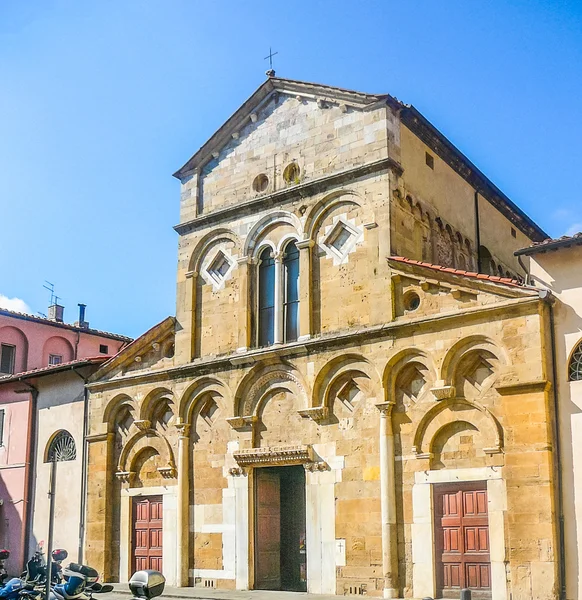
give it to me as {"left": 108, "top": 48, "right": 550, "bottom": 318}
{"left": 128, "top": 570, "right": 165, "bottom": 599}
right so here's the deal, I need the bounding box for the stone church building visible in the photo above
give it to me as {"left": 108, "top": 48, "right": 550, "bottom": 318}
{"left": 85, "top": 77, "right": 559, "bottom": 600}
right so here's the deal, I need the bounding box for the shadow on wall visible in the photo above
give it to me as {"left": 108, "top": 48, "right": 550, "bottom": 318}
{"left": 0, "top": 473, "right": 38, "bottom": 576}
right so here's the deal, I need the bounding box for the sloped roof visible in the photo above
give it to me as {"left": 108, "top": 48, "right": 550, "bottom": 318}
{"left": 0, "top": 308, "right": 132, "bottom": 342}
{"left": 0, "top": 356, "right": 109, "bottom": 385}
{"left": 515, "top": 232, "right": 582, "bottom": 256}
{"left": 89, "top": 316, "right": 175, "bottom": 382}
{"left": 173, "top": 75, "right": 547, "bottom": 242}
{"left": 388, "top": 256, "right": 530, "bottom": 289}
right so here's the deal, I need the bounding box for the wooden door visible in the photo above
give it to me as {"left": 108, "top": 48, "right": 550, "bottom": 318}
{"left": 254, "top": 469, "right": 281, "bottom": 590}
{"left": 435, "top": 483, "right": 490, "bottom": 598}
{"left": 132, "top": 496, "right": 163, "bottom": 573}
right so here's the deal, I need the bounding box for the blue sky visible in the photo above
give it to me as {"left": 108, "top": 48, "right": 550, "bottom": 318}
{"left": 1, "top": 0, "right": 580, "bottom": 339}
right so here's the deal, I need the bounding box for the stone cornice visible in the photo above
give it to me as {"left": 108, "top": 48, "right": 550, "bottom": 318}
{"left": 496, "top": 380, "right": 551, "bottom": 395}
{"left": 87, "top": 295, "right": 543, "bottom": 393}
{"left": 173, "top": 157, "right": 402, "bottom": 236}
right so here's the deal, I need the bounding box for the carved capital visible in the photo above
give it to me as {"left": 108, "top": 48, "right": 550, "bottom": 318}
{"left": 375, "top": 402, "right": 394, "bottom": 416}
{"left": 296, "top": 239, "right": 315, "bottom": 250}
{"left": 304, "top": 461, "right": 330, "bottom": 472}
{"left": 228, "top": 467, "right": 247, "bottom": 477}
{"left": 431, "top": 386, "right": 456, "bottom": 400}
{"left": 115, "top": 470, "right": 136, "bottom": 486}
{"left": 298, "top": 406, "right": 329, "bottom": 423}
{"left": 175, "top": 421, "right": 191, "bottom": 437}
{"left": 134, "top": 420, "right": 151, "bottom": 431}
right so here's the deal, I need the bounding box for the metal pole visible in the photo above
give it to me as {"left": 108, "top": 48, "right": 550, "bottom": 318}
{"left": 46, "top": 459, "right": 57, "bottom": 600}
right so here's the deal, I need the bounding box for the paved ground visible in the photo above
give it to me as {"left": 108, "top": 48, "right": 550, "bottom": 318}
{"left": 108, "top": 583, "right": 345, "bottom": 600}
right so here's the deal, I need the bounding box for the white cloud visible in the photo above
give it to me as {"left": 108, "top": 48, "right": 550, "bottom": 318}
{"left": 565, "top": 223, "right": 582, "bottom": 237}
{"left": 0, "top": 294, "right": 31, "bottom": 314}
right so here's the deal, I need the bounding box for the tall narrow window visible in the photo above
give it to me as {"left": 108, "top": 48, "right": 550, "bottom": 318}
{"left": 0, "top": 410, "right": 5, "bottom": 446}
{"left": 283, "top": 241, "right": 300, "bottom": 342}
{"left": 0, "top": 345, "right": 15, "bottom": 375}
{"left": 258, "top": 248, "right": 275, "bottom": 347}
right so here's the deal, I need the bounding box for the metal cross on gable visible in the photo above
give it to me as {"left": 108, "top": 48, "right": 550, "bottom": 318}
{"left": 264, "top": 47, "right": 278, "bottom": 77}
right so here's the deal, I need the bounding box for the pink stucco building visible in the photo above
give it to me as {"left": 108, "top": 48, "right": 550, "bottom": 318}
{"left": 0, "top": 304, "right": 130, "bottom": 573}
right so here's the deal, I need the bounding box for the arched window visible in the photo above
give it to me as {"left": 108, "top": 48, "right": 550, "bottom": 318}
{"left": 258, "top": 248, "right": 275, "bottom": 347}
{"left": 46, "top": 430, "right": 76, "bottom": 462}
{"left": 570, "top": 341, "right": 582, "bottom": 382}
{"left": 283, "top": 241, "right": 300, "bottom": 342}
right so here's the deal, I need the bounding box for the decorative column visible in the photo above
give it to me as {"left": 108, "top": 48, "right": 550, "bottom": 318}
{"left": 184, "top": 270, "right": 197, "bottom": 360}
{"left": 273, "top": 251, "right": 284, "bottom": 344}
{"left": 296, "top": 239, "right": 314, "bottom": 340}
{"left": 237, "top": 257, "right": 254, "bottom": 352}
{"left": 376, "top": 402, "right": 398, "bottom": 598}
{"left": 175, "top": 420, "right": 191, "bottom": 587}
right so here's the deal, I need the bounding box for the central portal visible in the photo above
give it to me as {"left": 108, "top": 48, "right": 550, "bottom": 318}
{"left": 254, "top": 465, "right": 307, "bottom": 591}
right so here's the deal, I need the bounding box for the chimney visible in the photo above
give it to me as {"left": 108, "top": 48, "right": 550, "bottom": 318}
{"left": 48, "top": 303, "right": 65, "bottom": 323}
{"left": 75, "top": 303, "right": 89, "bottom": 329}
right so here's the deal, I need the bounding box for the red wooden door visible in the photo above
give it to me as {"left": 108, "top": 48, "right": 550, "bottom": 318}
{"left": 254, "top": 469, "right": 281, "bottom": 590}
{"left": 132, "top": 496, "right": 163, "bottom": 573}
{"left": 435, "top": 483, "right": 490, "bottom": 598}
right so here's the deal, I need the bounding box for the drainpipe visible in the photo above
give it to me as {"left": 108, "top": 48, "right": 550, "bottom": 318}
{"left": 21, "top": 382, "right": 38, "bottom": 572}
{"left": 474, "top": 190, "right": 482, "bottom": 273}
{"left": 376, "top": 402, "right": 398, "bottom": 599}
{"left": 544, "top": 292, "right": 566, "bottom": 600}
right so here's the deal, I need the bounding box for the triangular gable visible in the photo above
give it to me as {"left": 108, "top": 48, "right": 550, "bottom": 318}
{"left": 89, "top": 316, "right": 176, "bottom": 382}
{"left": 173, "top": 76, "right": 395, "bottom": 181}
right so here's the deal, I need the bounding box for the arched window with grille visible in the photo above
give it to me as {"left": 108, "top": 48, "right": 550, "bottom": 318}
{"left": 283, "top": 241, "right": 300, "bottom": 343}
{"left": 258, "top": 247, "right": 275, "bottom": 347}
{"left": 570, "top": 340, "right": 582, "bottom": 382}
{"left": 45, "top": 430, "right": 77, "bottom": 462}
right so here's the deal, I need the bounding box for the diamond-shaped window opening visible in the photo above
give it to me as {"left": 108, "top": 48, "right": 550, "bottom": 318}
{"left": 322, "top": 219, "right": 362, "bottom": 263}
{"left": 206, "top": 251, "right": 233, "bottom": 286}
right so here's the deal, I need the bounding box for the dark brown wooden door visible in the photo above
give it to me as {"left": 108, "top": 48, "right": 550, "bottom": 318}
{"left": 254, "top": 469, "right": 281, "bottom": 590}
{"left": 132, "top": 496, "right": 163, "bottom": 573}
{"left": 435, "top": 483, "right": 491, "bottom": 599}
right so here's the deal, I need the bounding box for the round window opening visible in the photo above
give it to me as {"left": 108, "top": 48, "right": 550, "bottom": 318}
{"left": 404, "top": 292, "right": 421, "bottom": 312}
{"left": 252, "top": 174, "right": 269, "bottom": 193}
{"left": 283, "top": 162, "right": 300, "bottom": 185}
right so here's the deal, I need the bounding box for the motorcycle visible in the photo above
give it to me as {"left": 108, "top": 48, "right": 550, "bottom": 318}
{"left": 22, "top": 548, "right": 68, "bottom": 586}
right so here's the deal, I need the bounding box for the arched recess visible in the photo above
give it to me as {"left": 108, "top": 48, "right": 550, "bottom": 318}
{"left": 118, "top": 428, "right": 176, "bottom": 474}
{"left": 140, "top": 387, "right": 176, "bottom": 429}
{"left": 0, "top": 326, "right": 29, "bottom": 373}
{"left": 178, "top": 377, "right": 230, "bottom": 423}
{"left": 412, "top": 398, "right": 503, "bottom": 457}
{"left": 103, "top": 393, "right": 139, "bottom": 433}
{"left": 243, "top": 211, "right": 303, "bottom": 256}
{"left": 42, "top": 336, "right": 75, "bottom": 364}
{"left": 313, "top": 353, "right": 381, "bottom": 410}
{"left": 383, "top": 349, "right": 436, "bottom": 409}
{"left": 188, "top": 228, "right": 241, "bottom": 274}
{"left": 234, "top": 361, "right": 309, "bottom": 417}
{"left": 440, "top": 335, "right": 508, "bottom": 392}
{"left": 304, "top": 190, "right": 363, "bottom": 241}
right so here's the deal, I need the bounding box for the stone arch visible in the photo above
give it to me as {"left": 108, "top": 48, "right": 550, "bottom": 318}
{"left": 568, "top": 338, "right": 582, "bottom": 382}
{"left": 304, "top": 190, "right": 363, "bottom": 240}
{"left": 178, "top": 376, "right": 230, "bottom": 424}
{"left": 140, "top": 387, "right": 175, "bottom": 422}
{"left": 118, "top": 428, "right": 175, "bottom": 474}
{"left": 244, "top": 211, "right": 304, "bottom": 256}
{"left": 234, "top": 362, "right": 309, "bottom": 417}
{"left": 440, "top": 335, "right": 508, "bottom": 387}
{"left": 383, "top": 348, "right": 436, "bottom": 405}
{"left": 313, "top": 353, "right": 381, "bottom": 409}
{"left": 103, "top": 393, "right": 139, "bottom": 431}
{"left": 412, "top": 398, "right": 503, "bottom": 456}
{"left": 188, "top": 228, "right": 241, "bottom": 274}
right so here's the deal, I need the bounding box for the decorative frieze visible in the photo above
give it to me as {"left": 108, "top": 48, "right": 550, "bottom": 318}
{"left": 233, "top": 444, "right": 315, "bottom": 467}
{"left": 157, "top": 465, "right": 177, "bottom": 479}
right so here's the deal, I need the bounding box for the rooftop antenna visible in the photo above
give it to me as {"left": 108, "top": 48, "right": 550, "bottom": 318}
{"left": 43, "top": 281, "right": 56, "bottom": 305}
{"left": 264, "top": 47, "right": 278, "bottom": 78}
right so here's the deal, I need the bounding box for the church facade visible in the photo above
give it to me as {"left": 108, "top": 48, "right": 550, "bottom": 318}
{"left": 85, "top": 77, "right": 559, "bottom": 600}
